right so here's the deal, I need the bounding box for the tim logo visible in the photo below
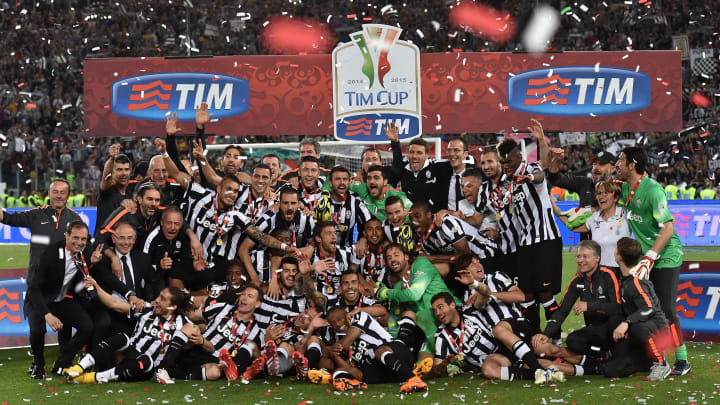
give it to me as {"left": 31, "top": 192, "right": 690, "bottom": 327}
{"left": 507, "top": 67, "right": 651, "bottom": 116}
{"left": 0, "top": 287, "right": 21, "bottom": 324}
{"left": 111, "top": 73, "right": 249, "bottom": 121}
{"left": 676, "top": 273, "right": 720, "bottom": 337}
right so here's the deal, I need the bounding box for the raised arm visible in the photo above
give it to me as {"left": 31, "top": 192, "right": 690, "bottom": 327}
{"left": 100, "top": 143, "right": 121, "bottom": 192}
{"left": 529, "top": 118, "right": 551, "bottom": 170}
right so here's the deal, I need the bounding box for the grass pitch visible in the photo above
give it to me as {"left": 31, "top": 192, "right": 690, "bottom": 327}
{"left": 1, "top": 245, "right": 718, "bottom": 404}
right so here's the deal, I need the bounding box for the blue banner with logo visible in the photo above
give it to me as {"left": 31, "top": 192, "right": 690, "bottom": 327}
{"left": 0, "top": 278, "right": 30, "bottom": 337}
{"left": 0, "top": 207, "right": 98, "bottom": 243}
{"left": 555, "top": 201, "right": 720, "bottom": 246}
{"left": 677, "top": 271, "right": 720, "bottom": 342}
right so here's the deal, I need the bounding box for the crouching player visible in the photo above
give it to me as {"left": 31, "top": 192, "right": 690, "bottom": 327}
{"left": 325, "top": 307, "right": 430, "bottom": 393}
{"left": 64, "top": 281, "right": 191, "bottom": 384}
{"left": 605, "top": 237, "right": 677, "bottom": 381}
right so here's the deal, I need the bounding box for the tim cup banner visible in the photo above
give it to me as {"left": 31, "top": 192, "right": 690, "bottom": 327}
{"left": 84, "top": 50, "right": 681, "bottom": 137}
{"left": 332, "top": 24, "right": 421, "bottom": 142}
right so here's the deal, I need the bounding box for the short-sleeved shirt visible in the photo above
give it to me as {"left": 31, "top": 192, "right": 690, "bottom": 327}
{"left": 621, "top": 176, "right": 683, "bottom": 268}
{"left": 584, "top": 205, "right": 632, "bottom": 268}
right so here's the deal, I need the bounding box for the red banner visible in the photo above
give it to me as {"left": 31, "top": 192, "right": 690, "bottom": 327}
{"left": 84, "top": 51, "right": 681, "bottom": 137}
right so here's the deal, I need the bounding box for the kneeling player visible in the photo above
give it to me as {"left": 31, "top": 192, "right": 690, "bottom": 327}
{"left": 64, "top": 282, "right": 191, "bottom": 384}
{"left": 325, "top": 307, "right": 429, "bottom": 393}
{"left": 326, "top": 271, "right": 388, "bottom": 326}
{"left": 605, "top": 237, "right": 676, "bottom": 381}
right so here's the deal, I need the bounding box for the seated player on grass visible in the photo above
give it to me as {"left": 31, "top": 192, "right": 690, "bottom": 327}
{"left": 63, "top": 283, "right": 192, "bottom": 384}
{"left": 430, "top": 291, "right": 565, "bottom": 385}
{"left": 531, "top": 240, "right": 622, "bottom": 376}
{"left": 156, "top": 285, "right": 267, "bottom": 383}
{"left": 324, "top": 306, "right": 430, "bottom": 393}
{"left": 604, "top": 237, "right": 678, "bottom": 381}
{"left": 325, "top": 271, "right": 389, "bottom": 326}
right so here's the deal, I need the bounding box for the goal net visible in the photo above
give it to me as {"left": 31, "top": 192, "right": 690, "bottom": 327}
{"left": 205, "top": 138, "right": 443, "bottom": 175}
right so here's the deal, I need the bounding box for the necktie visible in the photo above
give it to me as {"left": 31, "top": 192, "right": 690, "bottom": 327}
{"left": 454, "top": 174, "right": 462, "bottom": 210}
{"left": 121, "top": 255, "right": 133, "bottom": 289}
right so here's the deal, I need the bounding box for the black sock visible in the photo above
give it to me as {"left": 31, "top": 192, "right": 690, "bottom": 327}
{"left": 306, "top": 346, "right": 321, "bottom": 369}
{"left": 512, "top": 339, "right": 542, "bottom": 371}
{"left": 542, "top": 299, "right": 560, "bottom": 339}
{"left": 158, "top": 335, "right": 188, "bottom": 370}
{"left": 521, "top": 301, "right": 540, "bottom": 334}
{"left": 379, "top": 351, "right": 414, "bottom": 380}
{"left": 183, "top": 365, "right": 206, "bottom": 380}
{"left": 234, "top": 347, "right": 253, "bottom": 372}
{"left": 508, "top": 365, "right": 534, "bottom": 380}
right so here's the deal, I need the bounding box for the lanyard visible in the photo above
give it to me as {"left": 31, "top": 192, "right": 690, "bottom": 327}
{"left": 302, "top": 185, "right": 318, "bottom": 211}
{"left": 401, "top": 270, "right": 412, "bottom": 290}
{"left": 626, "top": 174, "right": 645, "bottom": 209}
{"left": 231, "top": 314, "right": 253, "bottom": 350}
{"left": 213, "top": 197, "right": 230, "bottom": 240}
{"left": 330, "top": 194, "right": 348, "bottom": 226}
{"left": 246, "top": 193, "right": 265, "bottom": 221}
{"left": 365, "top": 247, "right": 384, "bottom": 280}
{"left": 158, "top": 314, "right": 175, "bottom": 353}
{"left": 417, "top": 223, "right": 435, "bottom": 248}
{"left": 67, "top": 245, "right": 89, "bottom": 277}
{"left": 443, "top": 321, "right": 465, "bottom": 354}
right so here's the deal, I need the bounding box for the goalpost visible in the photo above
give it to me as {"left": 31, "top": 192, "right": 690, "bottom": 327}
{"left": 205, "top": 138, "right": 444, "bottom": 174}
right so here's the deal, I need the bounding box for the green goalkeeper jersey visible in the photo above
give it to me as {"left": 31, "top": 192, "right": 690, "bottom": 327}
{"left": 350, "top": 182, "right": 413, "bottom": 222}
{"left": 385, "top": 257, "right": 460, "bottom": 349}
{"left": 621, "top": 175, "right": 683, "bottom": 268}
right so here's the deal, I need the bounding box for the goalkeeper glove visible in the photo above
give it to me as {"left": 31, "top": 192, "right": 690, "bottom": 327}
{"left": 632, "top": 250, "right": 657, "bottom": 280}
{"left": 374, "top": 284, "right": 389, "bottom": 301}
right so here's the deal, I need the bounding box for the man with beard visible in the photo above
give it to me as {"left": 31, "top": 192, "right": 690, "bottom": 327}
{"left": 254, "top": 257, "right": 326, "bottom": 377}
{"left": 154, "top": 285, "right": 267, "bottom": 383}
{"left": 233, "top": 164, "right": 275, "bottom": 224}
{"left": 162, "top": 152, "right": 298, "bottom": 285}
{"left": 352, "top": 165, "right": 412, "bottom": 222}
{"left": 314, "top": 166, "right": 372, "bottom": 248}
{"left": 325, "top": 306, "right": 429, "bottom": 393}
{"left": 326, "top": 272, "right": 388, "bottom": 326}
{"left": 63, "top": 282, "right": 192, "bottom": 384}
{"left": 142, "top": 206, "right": 207, "bottom": 292}
{"left": 290, "top": 156, "right": 326, "bottom": 214}
{"left": 531, "top": 240, "right": 622, "bottom": 376}
{"left": 96, "top": 145, "right": 135, "bottom": 234}
{"left": 298, "top": 221, "right": 360, "bottom": 301}
{"left": 614, "top": 147, "right": 688, "bottom": 375}
{"left": 409, "top": 201, "right": 497, "bottom": 277}
{"left": 357, "top": 218, "right": 391, "bottom": 291}
{"left": 381, "top": 196, "right": 418, "bottom": 253}
{"left": 431, "top": 291, "right": 564, "bottom": 384}
{"left": 374, "top": 243, "right": 459, "bottom": 356}
{"left": 549, "top": 149, "right": 617, "bottom": 209}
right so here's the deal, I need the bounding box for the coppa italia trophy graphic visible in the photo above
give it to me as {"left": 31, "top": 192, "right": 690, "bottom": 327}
{"left": 333, "top": 24, "right": 422, "bottom": 142}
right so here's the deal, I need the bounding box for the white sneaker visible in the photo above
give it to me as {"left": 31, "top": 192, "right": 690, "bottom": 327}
{"left": 153, "top": 368, "right": 175, "bottom": 384}
{"left": 647, "top": 361, "right": 671, "bottom": 381}
{"left": 546, "top": 366, "right": 566, "bottom": 383}
{"left": 534, "top": 368, "right": 551, "bottom": 385}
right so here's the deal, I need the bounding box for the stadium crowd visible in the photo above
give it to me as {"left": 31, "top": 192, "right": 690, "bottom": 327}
{"left": 0, "top": 0, "right": 719, "bottom": 200}
{"left": 1, "top": 99, "right": 691, "bottom": 390}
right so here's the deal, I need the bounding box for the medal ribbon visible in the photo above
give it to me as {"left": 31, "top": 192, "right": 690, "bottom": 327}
{"left": 213, "top": 197, "right": 231, "bottom": 240}
{"left": 626, "top": 174, "right": 645, "bottom": 209}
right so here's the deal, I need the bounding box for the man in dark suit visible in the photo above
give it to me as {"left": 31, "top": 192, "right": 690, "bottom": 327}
{"left": 26, "top": 220, "right": 106, "bottom": 378}
{"left": 91, "top": 222, "right": 160, "bottom": 333}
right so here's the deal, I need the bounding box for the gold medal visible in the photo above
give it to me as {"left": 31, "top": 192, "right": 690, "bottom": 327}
{"left": 216, "top": 237, "right": 223, "bottom": 246}
{"left": 457, "top": 354, "right": 464, "bottom": 361}
{"left": 495, "top": 212, "right": 501, "bottom": 221}
{"left": 326, "top": 286, "right": 334, "bottom": 294}
{"left": 618, "top": 220, "right": 623, "bottom": 226}
{"left": 160, "top": 346, "right": 165, "bottom": 354}
{"left": 509, "top": 206, "right": 513, "bottom": 215}
{"left": 231, "top": 349, "right": 237, "bottom": 357}
{"left": 395, "top": 306, "right": 401, "bottom": 315}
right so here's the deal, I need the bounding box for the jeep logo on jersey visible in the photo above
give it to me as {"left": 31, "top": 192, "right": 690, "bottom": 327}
{"left": 111, "top": 73, "right": 249, "bottom": 121}
{"left": 333, "top": 24, "right": 422, "bottom": 142}
{"left": 507, "top": 67, "right": 651, "bottom": 116}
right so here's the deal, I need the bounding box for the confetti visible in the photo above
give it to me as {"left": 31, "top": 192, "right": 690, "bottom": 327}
{"left": 448, "top": 2, "right": 516, "bottom": 44}
{"left": 522, "top": 5, "right": 560, "bottom": 53}
{"left": 261, "top": 16, "right": 333, "bottom": 54}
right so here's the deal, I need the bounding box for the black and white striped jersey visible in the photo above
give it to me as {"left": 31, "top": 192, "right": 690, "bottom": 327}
{"left": 182, "top": 182, "right": 252, "bottom": 264}
{"left": 205, "top": 282, "right": 244, "bottom": 305}
{"left": 277, "top": 179, "right": 325, "bottom": 211}
{"left": 129, "top": 307, "right": 188, "bottom": 363}
{"left": 434, "top": 306, "right": 496, "bottom": 368}
{"left": 348, "top": 311, "right": 393, "bottom": 366}
{"left": 420, "top": 216, "right": 497, "bottom": 259}
{"left": 472, "top": 271, "right": 523, "bottom": 327}
{"left": 477, "top": 178, "right": 519, "bottom": 255}
{"left": 381, "top": 219, "right": 419, "bottom": 254}
{"left": 234, "top": 184, "right": 274, "bottom": 224}
{"left": 357, "top": 246, "right": 390, "bottom": 287}
{"left": 311, "top": 247, "right": 360, "bottom": 300}
{"left": 250, "top": 249, "right": 273, "bottom": 284}
{"left": 254, "top": 290, "right": 308, "bottom": 330}
{"left": 201, "top": 302, "right": 264, "bottom": 359}
{"left": 253, "top": 210, "right": 314, "bottom": 248}
{"left": 319, "top": 191, "right": 372, "bottom": 248}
